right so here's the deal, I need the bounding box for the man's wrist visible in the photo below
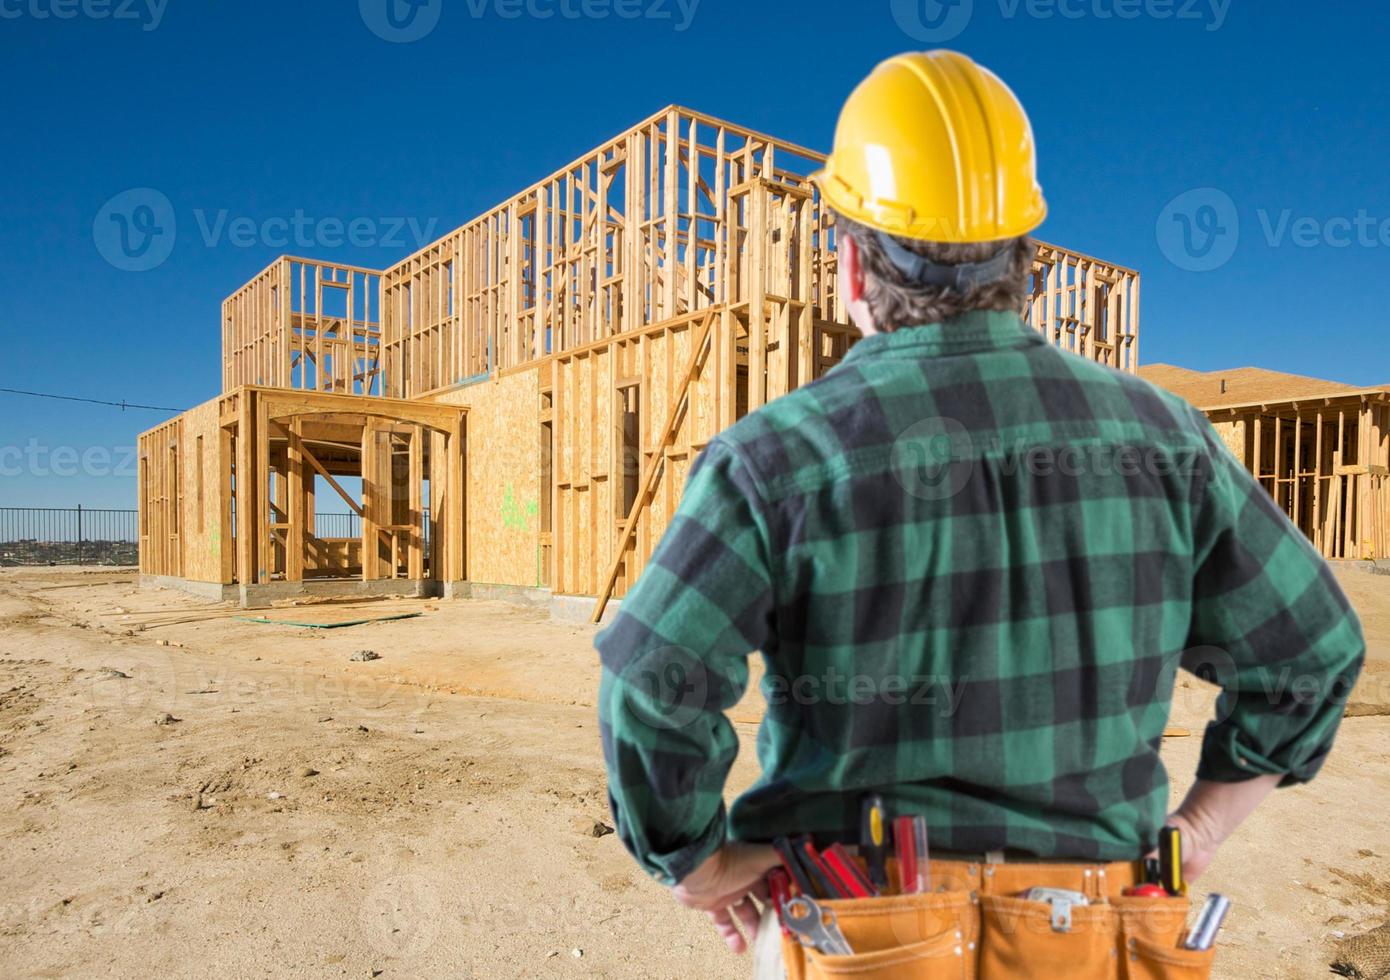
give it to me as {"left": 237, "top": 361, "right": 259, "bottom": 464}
{"left": 1167, "top": 805, "right": 1221, "bottom": 855}
{"left": 1172, "top": 773, "right": 1282, "bottom": 848}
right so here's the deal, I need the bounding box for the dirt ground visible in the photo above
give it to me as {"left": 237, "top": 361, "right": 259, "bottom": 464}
{"left": 0, "top": 566, "right": 1387, "bottom": 979}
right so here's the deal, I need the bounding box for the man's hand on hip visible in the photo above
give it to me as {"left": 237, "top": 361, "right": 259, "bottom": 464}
{"left": 1165, "top": 774, "right": 1282, "bottom": 882}
{"left": 671, "top": 842, "right": 782, "bottom": 954}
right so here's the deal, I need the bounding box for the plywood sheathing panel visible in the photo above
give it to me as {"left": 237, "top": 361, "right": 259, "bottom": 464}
{"left": 137, "top": 417, "right": 182, "bottom": 578}
{"left": 430, "top": 370, "right": 542, "bottom": 588}
{"left": 177, "top": 398, "right": 225, "bottom": 584}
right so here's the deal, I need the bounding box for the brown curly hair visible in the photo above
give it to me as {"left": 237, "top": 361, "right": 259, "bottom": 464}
{"left": 834, "top": 212, "right": 1033, "bottom": 333}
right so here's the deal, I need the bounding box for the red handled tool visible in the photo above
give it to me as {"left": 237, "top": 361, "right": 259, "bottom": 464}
{"left": 822, "top": 842, "right": 879, "bottom": 898}
{"left": 773, "top": 836, "right": 817, "bottom": 897}
{"left": 893, "top": 815, "right": 931, "bottom": 894}
{"left": 767, "top": 867, "right": 794, "bottom": 936}
{"left": 793, "top": 835, "right": 851, "bottom": 899}
{"left": 1122, "top": 883, "right": 1169, "bottom": 898}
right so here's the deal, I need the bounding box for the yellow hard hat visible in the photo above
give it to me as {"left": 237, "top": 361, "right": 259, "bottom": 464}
{"left": 813, "top": 50, "right": 1047, "bottom": 243}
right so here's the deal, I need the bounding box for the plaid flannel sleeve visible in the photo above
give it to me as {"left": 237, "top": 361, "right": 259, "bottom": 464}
{"left": 595, "top": 439, "right": 775, "bottom": 884}
{"left": 1185, "top": 420, "right": 1366, "bottom": 786}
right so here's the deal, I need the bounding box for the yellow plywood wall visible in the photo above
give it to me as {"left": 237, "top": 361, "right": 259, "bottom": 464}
{"left": 430, "top": 368, "right": 543, "bottom": 588}
{"left": 137, "top": 418, "right": 181, "bottom": 578}
{"left": 178, "top": 399, "right": 225, "bottom": 583}
{"left": 1212, "top": 420, "right": 1246, "bottom": 464}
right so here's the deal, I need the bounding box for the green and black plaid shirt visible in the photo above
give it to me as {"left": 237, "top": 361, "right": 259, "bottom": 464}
{"left": 596, "top": 310, "right": 1365, "bottom": 885}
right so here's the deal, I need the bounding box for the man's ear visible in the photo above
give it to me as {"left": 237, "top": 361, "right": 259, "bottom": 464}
{"left": 842, "top": 232, "right": 864, "bottom": 304}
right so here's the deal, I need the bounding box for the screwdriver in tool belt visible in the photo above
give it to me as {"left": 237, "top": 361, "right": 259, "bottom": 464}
{"left": 793, "top": 835, "right": 851, "bottom": 899}
{"left": 1183, "top": 893, "right": 1230, "bottom": 951}
{"left": 893, "top": 815, "right": 931, "bottom": 894}
{"left": 1159, "top": 826, "right": 1187, "bottom": 896}
{"left": 822, "top": 842, "right": 879, "bottom": 898}
{"left": 860, "top": 795, "right": 890, "bottom": 891}
{"left": 773, "top": 836, "right": 817, "bottom": 897}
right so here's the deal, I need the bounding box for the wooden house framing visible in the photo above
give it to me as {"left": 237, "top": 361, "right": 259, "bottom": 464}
{"left": 138, "top": 106, "right": 1142, "bottom": 610}
{"left": 1142, "top": 365, "right": 1390, "bottom": 562}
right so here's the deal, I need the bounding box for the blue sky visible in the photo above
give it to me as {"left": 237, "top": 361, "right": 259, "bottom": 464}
{"left": 1, "top": 0, "right": 1386, "bottom": 508}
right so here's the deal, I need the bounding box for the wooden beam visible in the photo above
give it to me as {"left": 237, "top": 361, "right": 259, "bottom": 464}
{"left": 219, "top": 425, "right": 235, "bottom": 585}
{"left": 447, "top": 415, "right": 465, "bottom": 582}
{"left": 286, "top": 417, "right": 305, "bottom": 582}
{"left": 408, "top": 424, "right": 424, "bottom": 580}
{"left": 592, "top": 310, "right": 716, "bottom": 622}
{"left": 1293, "top": 411, "right": 1303, "bottom": 536}
{"left": 429, "top": 429, "right": 446, "bottom": 580}
{"left": 235, "top": 392, "right": 254, "bottom": 585}
{"left": 361, "top": 421, "right": 379, "bottom": 581}
{"left": 254, "top": 391, "right": 272, "bottom": 584}
{"left": 1313, "top": 409, "right": 1325, "bottom": 555}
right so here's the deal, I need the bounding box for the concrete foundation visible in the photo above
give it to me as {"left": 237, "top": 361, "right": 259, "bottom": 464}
{"left": 237, "top": 578, "right": 433, "bottom": 609}
{"left": 439, "top": 580, "right": 471, "bottom": 599}
{"left": 549, "top": 593, "right": 620, "bottom": 627}
{"left": 1329, "top": 559, "right": 1390, "bottom": 577}
{"left": 464, "top": 581, "right": 551, "bottom": 608}
{"left": 138, "top": 574, "right": 236, "bottom": 602}
{"left": 141, "top": 574, "right": 619, "bottom": 623}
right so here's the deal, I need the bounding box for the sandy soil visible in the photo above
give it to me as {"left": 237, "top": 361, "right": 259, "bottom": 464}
{"left": 0, "top": 566, "right": 1387, "bottom": 979}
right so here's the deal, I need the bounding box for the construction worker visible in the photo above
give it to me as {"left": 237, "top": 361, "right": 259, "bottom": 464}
{"left": 596, "top": 51, "right": 1365, "bottom": 973}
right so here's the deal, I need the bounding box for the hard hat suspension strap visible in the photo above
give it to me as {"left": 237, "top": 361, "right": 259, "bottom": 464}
{"left": 874, "top": 231, "right": 1015, "bottom": 291}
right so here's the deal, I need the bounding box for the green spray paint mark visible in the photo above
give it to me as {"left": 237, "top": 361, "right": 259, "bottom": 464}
{"left": 501, "top": 485, "right": 539, "bottom": 532}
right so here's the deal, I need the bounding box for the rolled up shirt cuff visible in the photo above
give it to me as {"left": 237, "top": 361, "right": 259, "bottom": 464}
{"left": 643, "top": 811, "right": 728, "bottom": 887}
{"left": 1195, "top": 723, "right": 1328, "bottom": 787}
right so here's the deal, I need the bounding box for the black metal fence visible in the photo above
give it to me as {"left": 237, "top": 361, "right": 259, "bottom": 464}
{"left": 0, "top": 508, "right": 433, "bottom": 568}
{"left": 0, "top": 507, "right": 139, "bottom": 567}
{"left": 314, "top": 511, "right": 362, "bottom": 539}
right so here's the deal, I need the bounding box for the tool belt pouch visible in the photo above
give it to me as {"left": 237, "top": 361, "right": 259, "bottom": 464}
{"left": 1112, "top": 895, "right": 1217, "bottom": 980}
{"left": 781, "top": 890, "right": 977, "bottom": 980}
{"left": 781, "top": 868, "right": 1216, "bottom": 980}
